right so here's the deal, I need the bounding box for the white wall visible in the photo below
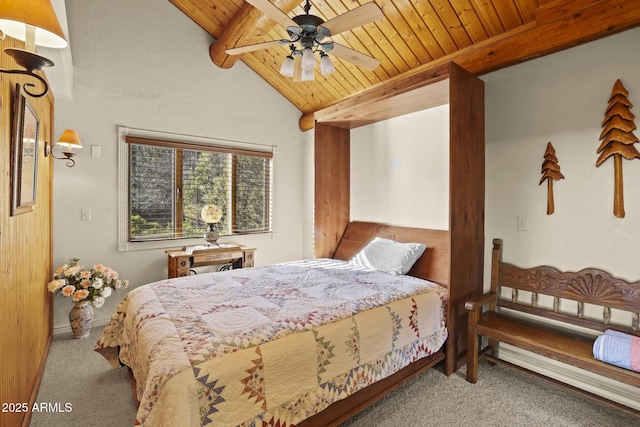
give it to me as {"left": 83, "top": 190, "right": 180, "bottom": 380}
{"left": 351, "top": 106, "right": 450, "bottom": 230}
{"left": 302, "top": 131, "right": 315, "bottom": 259}
{"left": 483, "top": 26, "right": 640, "bottom": 283}
{"left": 300, "top": 105, "right": 450, "bottom": 259}
{"left": 481, "top": 27, "right": 640, "bottom": 408}
{"left": 52, "top": 0, "right": 306, "bottom": 330}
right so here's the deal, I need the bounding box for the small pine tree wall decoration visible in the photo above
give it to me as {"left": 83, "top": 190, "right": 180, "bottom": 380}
{"left": 539, "top": 142, "right": 564, "bottom": 215}
{"left": 596, "top": 79, "right": 640, "bottom": 218}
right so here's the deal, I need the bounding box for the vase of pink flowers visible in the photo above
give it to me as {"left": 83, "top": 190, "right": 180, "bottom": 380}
{"left": 47, "top": 258, "right": 128, "bottom": 338}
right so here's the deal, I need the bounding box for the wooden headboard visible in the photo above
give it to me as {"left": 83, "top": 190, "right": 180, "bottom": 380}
{"left": 332, "top": 221, "right": 450, "bottom": 287}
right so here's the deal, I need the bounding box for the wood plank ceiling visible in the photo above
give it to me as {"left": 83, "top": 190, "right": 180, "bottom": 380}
{"left": 169, "top": 0, "right": 640, "bottom": 130}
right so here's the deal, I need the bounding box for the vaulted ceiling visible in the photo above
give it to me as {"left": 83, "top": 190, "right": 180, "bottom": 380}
{"left": 170, "top": 0, "right": 640, "bottom": 130}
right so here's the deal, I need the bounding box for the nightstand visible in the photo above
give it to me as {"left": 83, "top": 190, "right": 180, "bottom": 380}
{"left": 166, "top": 243, "right": 255, "bottom": 278}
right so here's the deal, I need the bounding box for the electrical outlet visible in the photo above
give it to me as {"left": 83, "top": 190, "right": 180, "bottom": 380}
{"left": 81, "top": 209, "right": 92, "bottom": 221}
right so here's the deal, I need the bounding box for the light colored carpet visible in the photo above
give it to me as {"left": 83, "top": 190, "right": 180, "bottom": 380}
{"left": 30, "top": 326, "right": 136, "bottom": 427}
{"left": 31, "top": 326, "right": 639, "bottom": 426}
{"left": 340, "top": 362, "right": 639, "bottom": 427}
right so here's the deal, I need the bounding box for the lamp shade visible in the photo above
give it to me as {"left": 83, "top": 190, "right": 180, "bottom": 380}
{"left": 279, "top": 55, "right": 294, "bottom": 77}
{"left": 301, "top": 47, "right": 315, "bottom": 71}
{"left": 0, "top": 0, "right": 67, "bottom": 48}
{"left": 57, "top": 129, "right": 82, "bottom": 149}
{"left": 320, "top": 54, "right": 335, "bottom": 76}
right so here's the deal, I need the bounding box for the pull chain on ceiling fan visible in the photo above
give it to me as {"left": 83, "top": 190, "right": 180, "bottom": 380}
{"left": 226, "top": 0, "right": 383, "bottom": 81}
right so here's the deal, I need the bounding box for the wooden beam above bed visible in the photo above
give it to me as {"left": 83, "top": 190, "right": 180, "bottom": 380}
{"left": 309, "top": 63, "right": 451, "bottom": 130}
{"left": 299, "top": 0, "right": 640, "bottom": 131}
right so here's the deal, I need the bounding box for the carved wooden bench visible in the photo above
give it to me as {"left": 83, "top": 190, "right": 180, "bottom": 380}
{"left": 465, "top": 239, "right": 640, "bottom": 412}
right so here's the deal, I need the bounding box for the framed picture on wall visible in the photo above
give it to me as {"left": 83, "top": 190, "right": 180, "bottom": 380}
{"left": 10, "top": 83, "right": 40, "bottom": 216}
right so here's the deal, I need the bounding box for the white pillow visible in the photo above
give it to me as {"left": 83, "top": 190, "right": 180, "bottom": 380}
{"left": 349, "top": 237, "right": 427, "bottom": 275}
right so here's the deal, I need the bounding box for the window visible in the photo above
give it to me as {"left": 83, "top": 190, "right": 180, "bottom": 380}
{"left": 119, "top": 129, "right": 273, "bottom": 248}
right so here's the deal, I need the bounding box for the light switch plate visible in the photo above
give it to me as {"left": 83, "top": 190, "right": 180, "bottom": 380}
{"left": 517, "top": 215, "right": 528, "bottom": 231}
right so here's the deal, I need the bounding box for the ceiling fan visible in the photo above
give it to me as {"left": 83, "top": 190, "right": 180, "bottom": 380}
{"left": 225, "top": 0, "right": 384, "bottom": 81}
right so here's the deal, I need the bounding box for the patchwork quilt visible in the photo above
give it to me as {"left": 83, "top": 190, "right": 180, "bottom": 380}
{"left": 95, "top": 259, "right": 448, "bottom": 426}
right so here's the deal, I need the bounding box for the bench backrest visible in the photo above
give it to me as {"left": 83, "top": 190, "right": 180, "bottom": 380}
{"left": 491, "top": 239, "right": 640, "bottom": 336}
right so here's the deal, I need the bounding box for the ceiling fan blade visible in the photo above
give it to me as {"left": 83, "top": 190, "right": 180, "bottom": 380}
{"left": 245, "top": 0, "right": 297, "bottom": 29}
{"left": 226, "top": 39, "right": 287, "bottom": 55}
{"left": 329, "top": 43, "right": 380, "bottom": 71}
{"left": 322, "top": 3, "right": 383, "bottom": 36}
{"left": 293, "top": 55, "right": 302, "bottom": 82}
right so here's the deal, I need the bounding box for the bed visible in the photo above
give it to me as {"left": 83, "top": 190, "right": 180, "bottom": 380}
{"left": 95, "top": 222, "right": 456, "bottom": 426}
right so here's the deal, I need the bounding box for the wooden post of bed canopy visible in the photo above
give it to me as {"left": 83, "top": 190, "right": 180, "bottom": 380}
{"left": 447, "top": 62, "right": 485, "bottom": 375}
{"left": 314, "top": 122, "right": 350, "bottom": 258}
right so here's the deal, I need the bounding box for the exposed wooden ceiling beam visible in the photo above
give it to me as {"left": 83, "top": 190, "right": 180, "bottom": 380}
{"left": 300, "top": 0, "right": 640, "bottom": 131}
{"left": 210, "top": 0, "right": 301, "bottom": 69}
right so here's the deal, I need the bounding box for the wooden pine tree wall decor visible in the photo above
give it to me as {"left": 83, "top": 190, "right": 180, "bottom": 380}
{"left": 539, "top": 142, "right": 564, "bottom": 215}
{"left": 596, "top": 79, "right": 640, "bottom": 218}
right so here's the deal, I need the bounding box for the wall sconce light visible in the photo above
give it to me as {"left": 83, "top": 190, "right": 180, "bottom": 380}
{"left": 46, "top": 129, "right": 82, "bottom": 167}
{"left": 0, "top": 0, "right": 68, "bottom": 98}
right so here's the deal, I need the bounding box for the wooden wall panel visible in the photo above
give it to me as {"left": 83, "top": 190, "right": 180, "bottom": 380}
{"left": 0, "top": 36, "right": 53, "bottom": 427}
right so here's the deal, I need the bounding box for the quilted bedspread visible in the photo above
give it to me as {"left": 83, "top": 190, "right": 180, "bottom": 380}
{"left": 95, "top": 259, "right": 448, "bottom": 426}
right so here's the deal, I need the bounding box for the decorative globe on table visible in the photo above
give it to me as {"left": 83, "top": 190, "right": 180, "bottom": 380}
{"left": 201, "top": 204, "right": 223, "bottom": 246}
{"left": 47, "top": 259, "right": 128, "bottom": 339}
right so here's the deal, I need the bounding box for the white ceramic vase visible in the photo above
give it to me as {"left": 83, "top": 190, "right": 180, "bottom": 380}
{"left": 69, "top": 300, "right": 94, "bottom": 339}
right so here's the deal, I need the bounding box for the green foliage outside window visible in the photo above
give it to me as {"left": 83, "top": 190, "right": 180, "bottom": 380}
{"left": 128, "top": 142, "right": 271, "bottom": 241}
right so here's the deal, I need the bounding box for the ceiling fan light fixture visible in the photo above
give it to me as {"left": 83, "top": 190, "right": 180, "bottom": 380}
{"left": 301, "top": 47, "right": 315, "bottom": 70}
{"left": 279, "top": 55, "right": 295, "bottom": 77}
{"left": 320, "top": 52, "right": 335, "bottom": 76}
{"left": 228, "top": 0, "right": 383, "bottom": 82}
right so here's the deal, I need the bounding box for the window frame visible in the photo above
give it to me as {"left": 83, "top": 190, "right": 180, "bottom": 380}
{"left": 118, "top": 126, "right": 276, "bottom": 252}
